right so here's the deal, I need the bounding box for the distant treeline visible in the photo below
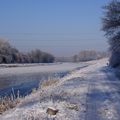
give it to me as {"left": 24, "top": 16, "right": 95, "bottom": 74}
{"left": 0, "top": 39, "right": 55, "bottom": 63}
{"left": 56, "top": 50, "right": 108, "bottom": 62}
{"left": 73, "top": 50, "right": 108, "bottom": 62}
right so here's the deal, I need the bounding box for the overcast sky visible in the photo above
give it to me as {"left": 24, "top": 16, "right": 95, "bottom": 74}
{"left": 0, "top": 0, "right": 109, "bottom": 56}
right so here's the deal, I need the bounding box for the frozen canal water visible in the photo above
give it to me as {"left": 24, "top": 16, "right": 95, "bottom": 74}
{"left": 0, "top": 63, "right": 87, "bottom": 97}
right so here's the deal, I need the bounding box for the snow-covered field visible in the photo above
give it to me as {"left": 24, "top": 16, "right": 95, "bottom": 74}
{"left": 1, "top": 58, "right": 120, "bottom": 120}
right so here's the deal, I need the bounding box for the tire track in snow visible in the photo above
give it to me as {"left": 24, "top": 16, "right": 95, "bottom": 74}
{"left": 85, "top": 80, "right": 100, "bottom": 120}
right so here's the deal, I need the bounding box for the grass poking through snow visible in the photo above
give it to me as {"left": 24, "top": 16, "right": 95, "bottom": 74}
{"left": 0, "top": 97, "right": 20, "bottom": 114}
{"left": 41, "top": 79, "right": 58, "bottom": 89}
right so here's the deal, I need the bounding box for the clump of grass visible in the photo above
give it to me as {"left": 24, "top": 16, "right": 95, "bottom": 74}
{"left": 0, "top": 96, "right": 20, "bottom": 114}
{"left": 0, "top": 89, "right": 21, "bottom": 114}
{"left": 41, "top": 79, "right": 58, "bottom": 89}
{"left": 65, "top": 103, "right": 79, "bottom": 111}
{"left": 31, "top": 88, "right": 37, "bottom": 94}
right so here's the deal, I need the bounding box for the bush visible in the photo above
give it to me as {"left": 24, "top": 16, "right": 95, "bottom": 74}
{"left": 109, "top": 52, "right": 120, "bottom": 67}
{"left": 102, "top": 0, "right": 120, "bottom": 67}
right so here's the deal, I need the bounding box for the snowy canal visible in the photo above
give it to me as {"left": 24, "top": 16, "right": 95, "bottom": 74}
{"left": 0, "top": 63, "right": 87, "bottom": 97}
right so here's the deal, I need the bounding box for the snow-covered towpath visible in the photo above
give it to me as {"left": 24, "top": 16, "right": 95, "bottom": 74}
{"left": 1, "top": 58, "right": 120, "bottom": 120}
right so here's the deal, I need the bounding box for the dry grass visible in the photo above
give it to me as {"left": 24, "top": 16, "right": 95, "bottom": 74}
{"left": 41, "top": 79, "right": 58, "bottom": 89}
{"left": 0, "top": 97, "right": 20, "bottom": 114}
{"left": 0, "top": 78, "right": 58, "bottom": 114}
{"left": 31, "top": 88, "right": 37, "bottom": 94}
{"left": 65, "top": 103, "right": 79, "bottom": 111}
{"left": 0, "top": 77, "right": 59, "bottom": 115}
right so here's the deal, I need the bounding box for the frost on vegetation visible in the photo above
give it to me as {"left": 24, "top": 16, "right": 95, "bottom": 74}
{"left": 3, "top": 101, "right": 83, "bottom": 120}
{"left": 40, "top": 79, "right": 58, "bottom": 89}
{"left": 0, "top": 58, "right": 111, "bottom": 120}
{"left": 98, "top": 100, "right": 119, "bottom": 120}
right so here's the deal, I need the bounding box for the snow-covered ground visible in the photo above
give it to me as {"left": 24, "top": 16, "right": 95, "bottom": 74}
{"left": 1, "top": 58, "right": 120, "bottom": 120}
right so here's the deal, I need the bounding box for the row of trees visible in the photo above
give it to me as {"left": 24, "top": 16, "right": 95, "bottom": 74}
{"left": 0, "top": 39, "right": 55, "bottom": 63}
{"left": 55, "top": 50, "right": 107, "bottom": 62}
{"left": 73, "top": 50, "right": 107, "bottom": 62}
{"left": 102, "top": 0, "right": 120, "bottom": 67}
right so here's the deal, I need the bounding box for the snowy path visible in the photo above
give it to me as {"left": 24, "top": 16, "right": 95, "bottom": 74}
{"left": 85, "top": 66, "right": 120, "bottom": 120}
{"left": 1, "top": 58, "right": 120, "bottom": 120}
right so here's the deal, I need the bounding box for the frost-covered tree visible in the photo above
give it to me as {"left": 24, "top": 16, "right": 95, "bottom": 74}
{"left": 28, "top": 49, "right": 55, "bottom": 63}
{"left": 0, "top": 39, "right": 13, "bottom": 63}
{"left": 102, "top": 0, "right": 120, "bottom": 67}
{"left": 72, "top": 50, "right": 107, "bottom": 62}
{"left": 0, "top": 39, "right": 55, "bottom": 63}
